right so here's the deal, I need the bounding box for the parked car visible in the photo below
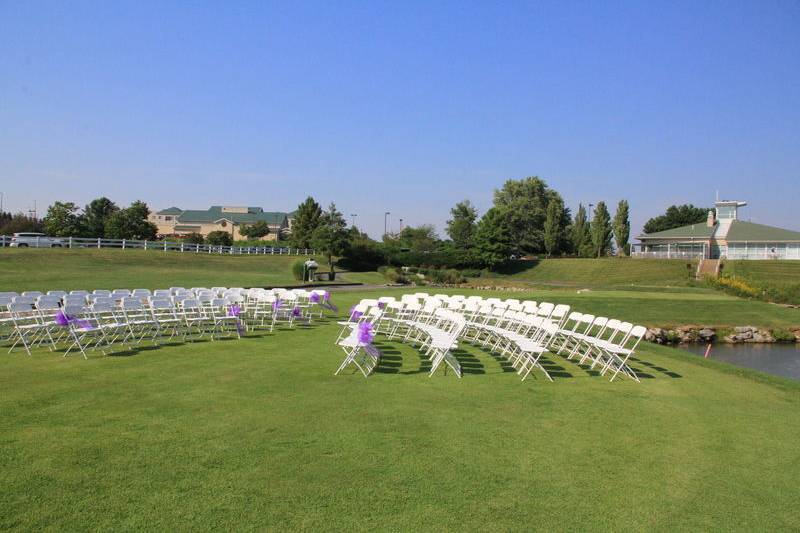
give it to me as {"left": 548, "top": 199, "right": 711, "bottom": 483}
{"left": 9, "top": 233, "right": 64, "bottom": 248}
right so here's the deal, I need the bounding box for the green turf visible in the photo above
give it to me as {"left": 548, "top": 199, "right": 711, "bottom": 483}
{"left": 724, "top": 260, "right": 800, "bottom": 288}
{"left": 0, "top": 248, "right": 332, "bottom": 291}
{"left": 481, "top": 257, "right": 698, "bottom": 287}
{"left": 1, "top": 288, "right": 799, "bottom": 530}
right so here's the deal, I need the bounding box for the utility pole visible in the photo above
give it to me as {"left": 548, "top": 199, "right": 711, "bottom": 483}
{"left": 384, "top": 211, "right": 390, "bottom": 237}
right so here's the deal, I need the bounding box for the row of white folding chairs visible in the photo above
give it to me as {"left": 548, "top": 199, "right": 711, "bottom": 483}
{"left": 4, "top": 296, "right": 243, "bottom": 358}
{"left": 340, "top": 295, "right": 645, "bottom": 383}
{"left": 334, "top": 299, "right": 466, "bottom": 378}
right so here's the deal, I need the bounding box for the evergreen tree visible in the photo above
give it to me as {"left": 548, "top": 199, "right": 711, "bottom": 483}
{"left": 292, "top": 197, "right": 323, "bottom": 248}
{"left": 311, "top": 203, "right": 350, "bottom": 277}
{"left": 643, "top": 204, "right": 710, "bottom": 234}
{"left": 613, "top": 199, "right": 631, "bottom": 256}
{"left": 473, "top": 207, "right": 514, "bottom": 268}
{"left": 446, "top": 200, "right": 478, "bottom": 248}
{"left": 543, "top": 197, "right": 563, "bottom": 257}
{"left": 571, "top": 204, "right": 593, "bottom": 257}
{"left": 590, "top": 201, "right": 613, "bottom": 257}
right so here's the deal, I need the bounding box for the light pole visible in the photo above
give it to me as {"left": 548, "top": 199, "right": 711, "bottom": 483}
{"left": 384, "top": 212, "right": 390, "bottom": 237}
{"left": 588, "top": 203, "right": 594, "bottom": 219}
{"left": 350, "top": 213, "right": 357, "bottom": 227}
{"left": 399, "top": 218, "right": 403, "bottom": 232}
{"left": 0, "top": 191, "right": 4, "bottom": 213}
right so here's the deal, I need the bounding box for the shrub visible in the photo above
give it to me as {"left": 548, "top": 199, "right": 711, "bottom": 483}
{"left": 291, "top": 260, "right": 305, "bottom": 281}
{"left": 183, "top": 233, "right": 204, "bottom": 245}
{"left": 206, "top": 231, "right": 233, "bottom": 246}
{"left": 443, "top": 269, "right": 466, "bottom": 284}
{"left": 384, "top": 268, "right": 409, "bottom": 284}
{"left": 461, "top": 268, "right": 482, "bottom": 278}
{"left": 772, "top": 329, "right": 796, "bottom": 343}
{"left": 377, "top": 265, "right": 389, "bottom": 274}
{"left": 338, "top": 241, "right": 387, "bottom": 271}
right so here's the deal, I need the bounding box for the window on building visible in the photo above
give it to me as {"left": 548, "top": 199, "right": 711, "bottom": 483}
{"left": 716, "top": 206, "right": 736, "bottom": 219}
{"left": 165, "top": 216, "right": 172, "bottom": 221}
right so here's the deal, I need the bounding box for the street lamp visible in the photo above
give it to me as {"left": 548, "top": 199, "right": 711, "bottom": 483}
{"left": 384, "top": 212, "right": 390, "bottom": 237}
{"left": 399, "top": 218, "right": 403, "bottom": 232}
{"left": 0, "top": 191, "right": 4, "bottom": 213}
{"left": 350, "top": 213, "right": 357, "bottom": 227}
{"left": 588, "top": 203, "right": 594, "bottom": 218}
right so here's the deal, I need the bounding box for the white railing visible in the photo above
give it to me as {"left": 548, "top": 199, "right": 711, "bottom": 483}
{"left": 0, "top": 235, "right": 314, "bottom": 256}
{"left": 630, "top": 251, "right": 705, "bottom": 259}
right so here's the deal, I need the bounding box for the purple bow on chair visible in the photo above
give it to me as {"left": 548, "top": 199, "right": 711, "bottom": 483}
{"left": 54, "top": 310, "right": 93, "bottom": 330}
{"left": 357, "top": 321, "right": 382, "bottom": 358}
{"left": 349, "top": 306, "right": 363, "bottom": 322}
{"left": 309, "top": 292, "right": 321, "bottom": 304}
{"left": 320, "top": 291, "right": 338, "bottom": 312}
{"left": 227, "top": 305, "right": 245, "bottom": 335}
{"left": 272, "top": 299, "right": 283, "bottom": 311}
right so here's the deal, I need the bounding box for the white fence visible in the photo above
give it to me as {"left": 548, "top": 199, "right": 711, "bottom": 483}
{"left": 630, "top": 251, "right": 706, "bottom": 259}
{"left": 0, "top": 235, "right": 314, "bottom": 256}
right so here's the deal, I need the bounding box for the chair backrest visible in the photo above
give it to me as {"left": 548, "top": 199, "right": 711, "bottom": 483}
{"left": 47, "top": 290, "right": 67, "bottom": 297}
{"left": 122, "top": 298, "right": 145, "bottom": 310}
{"left": 93, "top": 289, "right": 111, "bottom": 297}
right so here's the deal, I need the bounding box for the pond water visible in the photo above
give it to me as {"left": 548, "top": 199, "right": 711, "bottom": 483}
{"left": 682, "top": 343, "right": 800, "bottom": 380}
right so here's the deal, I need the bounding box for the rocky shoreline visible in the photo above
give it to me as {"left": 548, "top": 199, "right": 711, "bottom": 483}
{"left": 646, "top": 326, "right": 800, "bottom": 345}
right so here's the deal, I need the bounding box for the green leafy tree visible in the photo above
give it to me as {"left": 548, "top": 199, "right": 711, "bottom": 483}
{"left": 590, "top": 201, "right": 613, "bottom": 257}
{"left": 491, "top": 177, "right": 570, "bottom": 254}
{"left": 0, "top": 213, "right": 43, "bottom": 234}
{"left": 206, "top": 231, "right": 233, "bottom": 246}
{"left": 397, "top": 225, "right": 439, "bottom": 252}
{"left": 42, "top": 201, "right": 83, "bottom": 237}
{"left": 543, "top": 196, "right": 565, "bottom": 257}
{"left": 473, "top": 207, "right": 514, "bottom": 268}
{"left": 446, "top": 200, "right": 478, "bottom": 248}
{"left": 311, "top": 202, "right": 350, "bottom": 278}
{"left": 104, "top": 200, "right": 158, "bottom": 240}
{"left": 239, "top": 220, "right": 271, "bottom": 239}
{"left": 613, "top": 199, "right": 631, "bottom": 256}
{"left": 83, "top": 197, "right": 119, "bottom": 238}
{"left": 643, "top": 204, "right": 710, "bottom": 234}
{"left": 571, "top": 204, "right": 593, "bottom": 257}
{"left": 291, "top": 197, "right": 323, "bottom": 248}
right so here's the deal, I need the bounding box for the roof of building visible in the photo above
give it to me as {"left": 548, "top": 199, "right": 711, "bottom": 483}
{"left": 638, "top": 219, "right": 800, "bottom": 242}
{"left": 157, "top": 207, "right": 183, "bottom": 215}
{"left": 638, "top": 224, "right": 716, "bottom": 240}
{"left": 156, "top": 206, "right": 289, "bottom": 225}
{"left": 725, "top": 220, "right": 800, "bottom": 242}
{"left": 178, "top": 205, "right": 286, "bottom": 225}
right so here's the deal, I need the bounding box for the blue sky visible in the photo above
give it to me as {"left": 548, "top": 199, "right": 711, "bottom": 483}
{"left": 1, "top": 1, "right": 798, "bottom": 238}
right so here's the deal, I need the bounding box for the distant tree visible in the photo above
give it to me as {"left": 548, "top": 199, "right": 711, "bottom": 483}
{"left": 184, "top": 233, "right": 205, "bottom": 245}
{"left": 42, "top": 201, "right": 83, "bottom": 237}
{"left": 83, "top": 197, "right": 119, "bottom": 238}
{"left": 446, "top": 200, "right": 478, "bottom": 248}
{"left": 292, "top": 197, "right": 323, "bottom": 248}
{"left": 0, "top": 213, "right": 43, "bottom": 234}
{"left": 571, "top": 204, "right": 593, "bottom": 257}
{"left": 643, "top": 204, "right": 710, "bottom": 234}
{"left": 473, "top": 207, "right": 514, "bottom": 268}
{"left": 206, "top": 231, "right": 233, "bottom": 246}
{"left": 104, "top": 200, "right": 158, "bottom": 240}
{"left": 0, "top": 211, "right": 11, "bottom": 228}
{"left": 239, "top": 220, "right": 271, "bottom": 239}
{"left": 590, "top": 201, "right": 613, "bottom": 257}
{"left": 543, "top": 196, "right": 565, "bottom": 257}
{"left": 311, "top": 203, "right": 350, "bottom": 278}
{"left": 397, "top": 225, "right": 439, "bottom": 252}
{"left": 613, "top": 199, "right": 631, "bottom": 256}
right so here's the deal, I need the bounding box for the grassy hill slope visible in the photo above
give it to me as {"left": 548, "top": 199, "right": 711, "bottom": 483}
{"left": 482, "top": 258, "right": 697, "bottom": 287}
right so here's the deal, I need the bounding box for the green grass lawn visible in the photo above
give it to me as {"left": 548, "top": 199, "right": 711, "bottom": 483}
{"left": 481, "top": 257, "right": 698, "bottom": 287}
{"left": 724, "top": 260, "right": 800, "bottom": 287}
{"left": 0, "top": 248, "right": 338, "bottom": 291}
{"left": 2, "top": 287, "right": 799, "bottom": 530}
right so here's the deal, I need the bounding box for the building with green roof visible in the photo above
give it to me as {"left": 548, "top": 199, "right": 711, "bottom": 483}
{"left": 149, "top": 206, "right": 293, "bottom": 241}
{"left": 635, "top": 200, "right": 800, "bottom": 260}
